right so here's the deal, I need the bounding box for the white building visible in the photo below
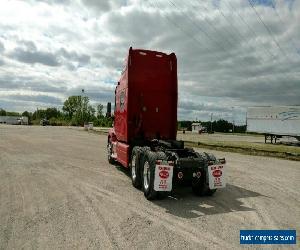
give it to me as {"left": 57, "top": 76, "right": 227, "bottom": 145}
{"left": 192, "top": 122, "right": 204, "bottom": 133}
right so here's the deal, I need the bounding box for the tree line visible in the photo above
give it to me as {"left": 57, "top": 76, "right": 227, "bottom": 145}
{"left": 1, "top": 96, "right": 246, "bottom": 132}
{"left": 0, "top": 96, "right": 113, "bottom": 127}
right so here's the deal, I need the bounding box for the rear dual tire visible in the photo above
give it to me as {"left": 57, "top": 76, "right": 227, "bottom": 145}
{"left": 107, "top": 140, "right": 115, "bottom": 164}
{"left": 130, "top": 147, "right": 142, "bottom": 188}
{"left": 142, "top": 150, "right": 158, "bottom": 200}
{"left": 132, "top": 149, "right": 168, "bottom": 200}
{"left": 192, "top": 152, "right": 217, "bottom": 196}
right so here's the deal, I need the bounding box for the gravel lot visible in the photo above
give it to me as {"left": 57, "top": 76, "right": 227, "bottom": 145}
{"left": 0, "top": 125, "right": 299, "bottom": 249}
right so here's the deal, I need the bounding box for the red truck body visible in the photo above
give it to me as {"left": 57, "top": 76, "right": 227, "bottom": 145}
{"left": 114, "top": 48, "right": 178, "bottom": 144}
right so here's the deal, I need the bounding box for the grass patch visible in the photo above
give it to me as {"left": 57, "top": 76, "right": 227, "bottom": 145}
{"left": 185, "top": 141, "right": 300, "bottom": 161}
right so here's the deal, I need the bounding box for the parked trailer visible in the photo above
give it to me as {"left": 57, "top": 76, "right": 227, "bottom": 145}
{"left": 0, "top": 116, "right": 28, "bottom": 125}
{"left": 247, "top": 106, "right": 300, "bottom": 143}
{"left": 107, "top": 48, "right": 226, "bottom": 200}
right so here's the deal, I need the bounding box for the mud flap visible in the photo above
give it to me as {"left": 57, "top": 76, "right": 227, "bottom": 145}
{"left": 208, "top": 164, "right": 226, "bottom": 189}
{"left": 154, "top": 163, "right": 173, "bottom": 191}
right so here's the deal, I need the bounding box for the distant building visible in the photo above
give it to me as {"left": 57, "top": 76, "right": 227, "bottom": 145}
{"left": 192, "top": 123, "right": 201, "bottom": 133}
{"left": 0, "top": 116, "right": 28, "bottom": 125}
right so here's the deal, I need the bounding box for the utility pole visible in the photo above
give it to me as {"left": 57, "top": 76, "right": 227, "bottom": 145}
{"left": 210, "top": 113, "right": 213, "bottom": 133}
{"left": 81, "top": 89, "right": 84, "bottom": 126}
{"left": 232, "top": 107, "right": 234, "bottom": 133}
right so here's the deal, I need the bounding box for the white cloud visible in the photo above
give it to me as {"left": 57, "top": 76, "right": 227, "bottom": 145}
{"left": 0, "top": 0, "right": 299, "bottom": 123}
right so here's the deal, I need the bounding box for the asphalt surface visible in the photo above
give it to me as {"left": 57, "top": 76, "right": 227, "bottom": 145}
{"left": 0, "top": 125, "right": 299, "bottom": 249}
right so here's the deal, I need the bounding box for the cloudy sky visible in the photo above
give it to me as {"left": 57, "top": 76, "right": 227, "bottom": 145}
{"left": 0, "top": 0, "right": 299, "bottom": 124}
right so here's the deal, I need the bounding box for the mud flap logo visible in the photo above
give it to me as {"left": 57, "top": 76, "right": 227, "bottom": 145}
{"left": 159, "top": 170, "right": 169, "bottom": 179}
{"left": 212, "top": 169, "right": 222, "bottom": 178}
{"left": 154, "top": 165, "right": 173, "bottom": 191}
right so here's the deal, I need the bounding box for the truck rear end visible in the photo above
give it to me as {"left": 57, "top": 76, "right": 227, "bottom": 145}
{"left": 114, "top": 48, "right": 177, "bottom": 143}
{"left": 108, "top": 47, "right": 226, "bottom": 200}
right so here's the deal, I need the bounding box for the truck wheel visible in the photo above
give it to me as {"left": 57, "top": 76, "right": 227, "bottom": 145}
{"left": 130, "top": 147, "right": 142, "bottom": 188}
{"left": 141, "top": 150, "right": 158, "bottom": 200}
{"left": 192, "top": 174, "right": 206, "bottom": 196}
{"left": 107, "top": 140, "right": 115, "bottom": 164}
{"left": 193, "top": 152, "right": 217, "bottom": 196}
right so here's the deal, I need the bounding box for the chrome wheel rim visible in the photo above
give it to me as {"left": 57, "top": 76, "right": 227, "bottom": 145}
{"left": 143, "top": 161, "right": 150, "bottom": 190}
{"left": 131, "top": 155, "right": 136, "bottom": 180}
{"left": 107, "top": 143, "right": 112, "bottom": 160}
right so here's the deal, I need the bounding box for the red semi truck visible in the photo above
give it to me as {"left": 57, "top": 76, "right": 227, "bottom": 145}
{"left": 108, "top": 47, "right": 226, "bottom": 200}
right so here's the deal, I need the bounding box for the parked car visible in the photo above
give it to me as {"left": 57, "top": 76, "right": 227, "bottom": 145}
{"left": 40, "top": 119, "right": 49, "bottom": 126}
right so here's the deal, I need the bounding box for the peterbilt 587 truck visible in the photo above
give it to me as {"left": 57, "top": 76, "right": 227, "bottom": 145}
{"left": 107, "top": 47, "right": 226, "bottom": 200}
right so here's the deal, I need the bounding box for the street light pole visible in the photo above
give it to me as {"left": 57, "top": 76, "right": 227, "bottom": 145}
{"left": 81, "top": 89, "right": 84, "bottom": 126}
{"left": 232, "top": 107, "right": 234, "bottom": 133}
{"left": 210, "top": 113, "right": 213, "bottom": 133}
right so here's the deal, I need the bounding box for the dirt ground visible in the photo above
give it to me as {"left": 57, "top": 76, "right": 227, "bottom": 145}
{"left": 0, "top": 125, "right": 299, "bottom": 249}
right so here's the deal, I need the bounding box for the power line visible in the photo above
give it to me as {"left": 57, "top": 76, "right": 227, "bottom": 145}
{"left": 146, "top": 0, "right": 298, "bottom": 82}
{"left": 169, "top": 0, "right": 279, "bottom": 77}
{"left": 174, "top": 0, "right": 274, "bottom": 74}
{"left": 247, "top": 0, "right": 292, "bottom": 62}
{"left": 201, "top": 0, "right": 280, "bottom": 65}
{"left": 223, "top": 0, "right": 276, "bottom": 60}
{"left": 167, "top": 0, "right": 261, "bottom": 71}
{"left": 215, "top": 2, "right": 246, "bottom": 44}
{"left": 184, "top": 0, "right": 237, "bottom": 52}
{"left": 146, "top": 0, "right": 229, "bottom": 62}
{"left": 145, "top": 0, "right": 205, "bottom": 51}
{"left": 221, "top": 0, "right": 299, "bottom": 85}
{"left": 269, "top": 0, "right": 300, "bottom": 58}
{"left": 167, "top": 0, "right": 229, "bottom": 53}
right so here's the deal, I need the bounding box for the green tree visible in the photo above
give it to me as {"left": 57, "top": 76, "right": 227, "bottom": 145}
{"left": 63, "top": 96, "right": 82, "bottom": 118}
{"left": 96, "top": 104, "right": 104, "bottom": 118}
{"left": 6, "top": 111, "right": 20, "bottom": 116}
{"left": 63, "top": 95, "right": 95, "bottom": 126}
{"left": 45, "top": 107, "right": 61, "bottom": 119}
{"left": 32, "top": 109, "right": 46, "bottom": 120}
{"left": 0, "top": 108, "right": 6, "bottom": 116}
{"left": 22, "top": 111, "right": 33, "bottom": 124}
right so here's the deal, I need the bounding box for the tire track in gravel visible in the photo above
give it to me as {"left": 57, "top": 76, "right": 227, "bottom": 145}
{"left": 81, "top": 182, "right": 234, "bottom": 249}
{"left": 36, "top": 163, "right": 125, "bottom": 250}
{"left": 44, "top": 158, "right": 228, "bottom": 249}
{"left": 74, "top": 185, "right": 122, "bottom": 250}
